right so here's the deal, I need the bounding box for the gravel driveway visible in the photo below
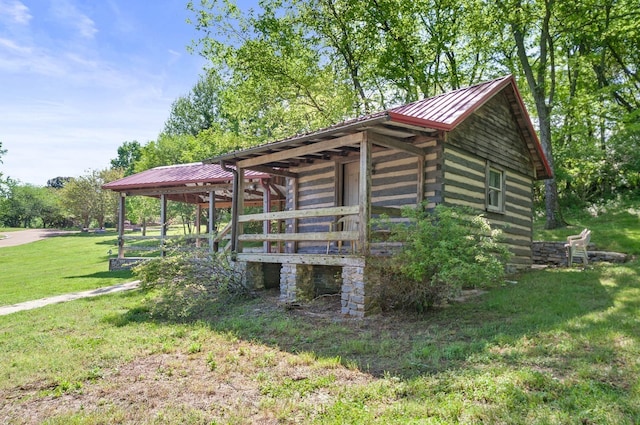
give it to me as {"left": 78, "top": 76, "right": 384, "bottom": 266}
{"left": 0, "top": 229, "right": 78, "bottom": 248}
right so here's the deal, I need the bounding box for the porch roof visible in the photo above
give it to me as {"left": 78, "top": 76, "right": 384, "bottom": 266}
{"left": 205, "top": 75, "right": 552, "bottom": 180}
{"left": 102, "top": 162, "right": 276, "bottom": 205}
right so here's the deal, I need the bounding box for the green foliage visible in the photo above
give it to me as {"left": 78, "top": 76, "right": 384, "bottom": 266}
{"left": 110, "top": 141, "right": 142, "bottom": 176}
{"left": 133, "top": 250, "right": 251, "bottom": 320}
{"left": 370, "top": 205, "right": 511, "bottom": 312}
{"left": 163, "top": 73, "right": 223, "bottom": 137}
{"left": 0, "top": 183, "right": 67, "bottom": 228}
{"left": 59, "top": 168, "right": 123, "bottom": 228}
{"left": 185, "top": 0, "right": 640, "bottom": 228}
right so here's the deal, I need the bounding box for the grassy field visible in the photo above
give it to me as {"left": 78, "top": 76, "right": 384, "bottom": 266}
{"left": 0, "top": 231, "right": 132, "bottom": 305}
{"left": 0, "top": 206, "right": 639, "bottom": 423}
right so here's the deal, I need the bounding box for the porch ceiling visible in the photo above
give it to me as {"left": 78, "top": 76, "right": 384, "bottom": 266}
{"left": 205, "top": 115, "right": 438, "bottom": 172}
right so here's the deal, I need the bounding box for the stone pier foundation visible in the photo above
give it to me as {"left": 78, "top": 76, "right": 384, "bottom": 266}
{"left": 341, "top": 265, "right": 366, "bottom": 317}
{"left": 280, "top": 264, "right": 315, "bottom": 303}
{"left": 278, "top": 261, "right": 368, "bottom": 316}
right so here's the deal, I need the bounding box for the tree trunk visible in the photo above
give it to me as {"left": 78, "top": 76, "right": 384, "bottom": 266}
{"left": 512, "top": 5, "right": 566, "bottom": 229}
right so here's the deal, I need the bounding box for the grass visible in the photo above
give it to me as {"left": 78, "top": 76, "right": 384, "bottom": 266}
{"left": 2, "top": 260, "right": 640, "bottom": 423}
{"left": 0, "top": 231, "right": 132, "bottom": 305}
{"left": 534, "top": 197, "right": 640, "bottom": 254}
{"left": 0, "top": 227, "right": 24, "bottom": 233}
{"left": 0, "top": 203, "right": 639, "bottom": 423}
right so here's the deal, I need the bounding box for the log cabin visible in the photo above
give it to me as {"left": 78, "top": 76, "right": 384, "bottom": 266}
{"left": 203, "top": 75, "right": 552, "bottom": 316}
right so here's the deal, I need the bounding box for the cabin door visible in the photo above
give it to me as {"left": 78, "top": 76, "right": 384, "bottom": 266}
{"left": 342, "top": 161, "right": 360, "bottom": 206}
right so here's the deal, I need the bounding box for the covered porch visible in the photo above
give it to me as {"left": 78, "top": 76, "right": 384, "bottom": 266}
{"left": 207, "top": 120, "right": 442, "bottom": 316}
{"left": 102, "top": 162, "right": 286, "bottom": 269}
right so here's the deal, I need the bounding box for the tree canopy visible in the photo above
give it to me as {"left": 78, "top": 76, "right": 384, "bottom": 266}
{"left": 183, "top": 0, "right": 639, "bottom": 227}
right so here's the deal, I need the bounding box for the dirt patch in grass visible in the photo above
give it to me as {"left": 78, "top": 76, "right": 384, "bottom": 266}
{"left": 1, "top": 347, "right": 373, "bottom": 424}
{"left": 0, "top": 289, "right": 489, "bottom": 423}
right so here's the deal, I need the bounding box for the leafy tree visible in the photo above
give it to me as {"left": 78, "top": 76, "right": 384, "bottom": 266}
{"left": 110, "top": 141, "right": 142, "bottom": 176}
{"left": 0, "top": 141, "right": 7, "bottom": 191}
{"left": 46, "top": 177, "right": 72, "bottom": 189}
{"left": 187, "top": 0, "right": 640, "bottom": 224}
{"left": 126, "top": 196, "right": 159, "bottom": 236}
{"left": 135, "top": 130, "right": 248, "bottom": 172}
{"left": 163, "top": 74, "right": 223, "bottom": 137}
{"left": 0, "top": 183, "right": 64, "bottom": 228}
{"left": 59, "top": 168, "right": 123, "bottom": 228}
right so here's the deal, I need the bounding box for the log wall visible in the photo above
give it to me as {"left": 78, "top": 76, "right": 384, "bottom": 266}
{"left": 286, "top": 134, "right": 437, "bottom": 253}
{"left": 443, "top": 93, "right": 536, "bottom": 268}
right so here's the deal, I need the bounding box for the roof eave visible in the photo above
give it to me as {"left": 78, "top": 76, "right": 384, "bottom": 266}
{"left": 204, "top": 114, "right": 391, "bottom": 165}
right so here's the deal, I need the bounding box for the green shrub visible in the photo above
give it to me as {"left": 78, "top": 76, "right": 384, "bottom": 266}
{"left": 133, "top": 250, "right": 251, "bottom": 320}
{"left": 370, "top": 205, "right": 511, "bottom": 312}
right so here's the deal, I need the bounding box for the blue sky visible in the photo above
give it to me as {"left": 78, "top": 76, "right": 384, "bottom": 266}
{"left": 0, "top": 0, "right": 254, "bottom": 186}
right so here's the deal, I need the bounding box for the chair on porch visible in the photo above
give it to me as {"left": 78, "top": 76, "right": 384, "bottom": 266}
{"left": 564, "top": 228, "right": 591, "bottom": 267}
{"left": 327, "top": 215, "right": 359, "bottom": 254}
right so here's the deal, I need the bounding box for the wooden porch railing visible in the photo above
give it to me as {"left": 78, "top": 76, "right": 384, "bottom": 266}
{"left": 118, "top": 222, "right": 234, "bottom": 258}
{"left": 236, "top": 205, "right": 402, "bottom": 253}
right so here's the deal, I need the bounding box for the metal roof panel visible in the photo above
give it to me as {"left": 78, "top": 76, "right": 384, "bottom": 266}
{"left": 103, "top": 162, "right": 269, "bottom": 191}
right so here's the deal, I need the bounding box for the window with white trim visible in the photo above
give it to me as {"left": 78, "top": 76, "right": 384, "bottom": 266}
{"left": 486, "top": 165, "right": 505, "bottom": 213}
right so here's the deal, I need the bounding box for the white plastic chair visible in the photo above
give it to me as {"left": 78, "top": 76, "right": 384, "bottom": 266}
{"left": 565, "top": 229, "right": 591, "bottom": 267}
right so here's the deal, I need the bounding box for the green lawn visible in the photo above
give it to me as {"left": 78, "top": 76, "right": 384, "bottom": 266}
{"left": 534, "top": 200, "right": 640, "bottom": 254}
{"left": 0, "top": 206, "right": 639, "bottom": 423}
{"left": 0, "top": 231, "right": 133, "bottom": 305}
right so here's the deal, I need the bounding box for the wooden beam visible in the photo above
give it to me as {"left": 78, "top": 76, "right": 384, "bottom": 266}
{"left": 208, "top": 191, "right": 215, "bottom": 252}
{"left": 195, "top": 204, "right": 201, "bottom": 248}
{"left": 237, "top": 132, "right": 364, "bottom": 168}
{"left": 417, "top": 155, "right": 425, "bottom": 204}
{"left": 124, "top": 184, "right": 233, "bottom": 196}
{"left": 371, "top": 206, "right": 403, "bottom": 217}
{"left": 238, "top": 205, "right": 359, "bottom": 223}
{"left": 237, "top": 253, "right": 365, "bottom": 267}
{"left": 160, "top": 194, "right": 167, "bottom": 257}
{"left": 289, "top": 177, "right": 298, "bottom": 254}
{"left": 246, "top": 165, "right": 297, "bottom": 178}
{"left": 368, "top": 132, "right": 426, "bottom": 156}
{"left": 262, "top": 180, "right": 271, "bottom": 253}
{"left": 239, "top": 231, "right": 359, "bottom": 242}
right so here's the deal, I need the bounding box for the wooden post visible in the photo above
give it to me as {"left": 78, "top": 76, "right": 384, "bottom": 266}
{"left": 117, "top": 192, "right": 126, "bottom": 258}
{"left": 288, "top": 177, "right": 298, "bottom": 254}
{"left": 262, "top": 180, "right": 271, "bottom": 253}
{"left": 195, "top": 204, "right": 201, "bottom": 248}
{"left": 236, "top": 168, "right": 245, "bottom": 254}
{"left": 209, "top": 190, "right": 216, "bottom": 253}
{"left": 417, "top": 154, "right": 425, "bottom": 205}
{"left": 359, "top": 132, "right": 372, "bottom": 254}
{"left": 160, "top": 193, "right": 167, "bottom": 257}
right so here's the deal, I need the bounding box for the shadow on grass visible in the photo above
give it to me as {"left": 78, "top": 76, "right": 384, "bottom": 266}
{"left": 66, "top": 270, "right": 133, "bottom": 280}
{"left": 103, "top": 261, "right": 640, "bottom": 382}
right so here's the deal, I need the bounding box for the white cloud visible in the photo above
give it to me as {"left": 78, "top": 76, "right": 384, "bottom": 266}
{"left": 0, "top": 0, "right": 32, "bottom": 25}
{"left": 0, "top": 36, "right": 31, "bottom": 53}
{"left": 50, "top": 0, "right": 98, "bottom": 39}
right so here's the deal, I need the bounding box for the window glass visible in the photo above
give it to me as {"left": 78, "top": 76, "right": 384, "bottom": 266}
{"left": 487, "top": 168, "right": 504, "bottom": 211}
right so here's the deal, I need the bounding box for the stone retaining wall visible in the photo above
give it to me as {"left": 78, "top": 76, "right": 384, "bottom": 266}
{"left": 532, "top": 242, "right": 629, "bottom": 266}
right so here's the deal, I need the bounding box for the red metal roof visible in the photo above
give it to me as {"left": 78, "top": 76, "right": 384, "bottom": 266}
{"left": 103, "top": 162, "right": 270, "bottom": 191}
{"left": 387, "top": 75, "right": 512, "bottom": 130}
{"left": 387, "top": 75, "right": 552, "bottom": 179}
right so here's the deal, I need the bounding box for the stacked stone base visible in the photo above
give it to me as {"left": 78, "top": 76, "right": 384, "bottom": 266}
{"left": 278, "top": 261, "right": 368, "bottom": 317}
{"left": 532, "top": 241, "right": 629, "bottom": 266}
